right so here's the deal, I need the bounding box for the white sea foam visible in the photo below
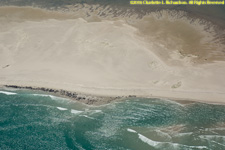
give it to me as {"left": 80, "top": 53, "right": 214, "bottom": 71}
{"left": 138, "top": 133, "right": 208, "bottom": 149}
{"left": 32, "top": 94, "right": 70, "bottom": 101}
{"left": 71, "top": 109, "right": 83, "bottom": 114}
{"left": 211, "top": 141, "right": 225, "bottom": 147}
{"left": 209, "top": 127, "right": 225, "bottom": 131}
{"left": 33, "top": 94, "right": 54, "bottom": 98}
{"left": 163, "top": 99, "right": 184, "bottom": 107}
{"left": 88, "top": 109, "right": 103, "bottom": 115}
{"left": 56, "top": 107, "right": 68, "bottom": 111}
{"left": 172, "top": 132, "right": 193, "bottom": 139}
{"left": 80, "top": 115, "right": 95, "bottom": 120}
{"left": 199, "top": 135, "right": 225, "bottom": 139}
{"left": 127, "top": 128, "right": 137, "bottom": 133}
{"left": 0, "top": 91, "right": 17, "bottom": 95}
{"left": 184, "top": 145, "right": 208, "bottom": 149}
{"left": 32, "top": 94, "right": 58, "bottom": 99}
{"left": 138, "top": 133, "right": 160, "bottom": 147}
{"left": 93, "top": 110, "right": 102, "bottom": 113}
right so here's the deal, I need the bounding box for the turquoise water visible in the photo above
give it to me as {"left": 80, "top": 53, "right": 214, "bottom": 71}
{"left": 1, "top": 90, "right": 225, "bottom": 149}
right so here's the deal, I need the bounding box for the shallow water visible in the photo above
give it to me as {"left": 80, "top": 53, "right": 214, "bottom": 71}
{"left": 1, "top": 90, "right": 225, "bottom": 150}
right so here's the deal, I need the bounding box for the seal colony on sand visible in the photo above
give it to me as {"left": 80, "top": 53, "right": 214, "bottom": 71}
{"left": 0, "top": 6, "right": 225, "bottom": 105}
{"left": 3, "top": 85, "right": 124, "bottom": 105}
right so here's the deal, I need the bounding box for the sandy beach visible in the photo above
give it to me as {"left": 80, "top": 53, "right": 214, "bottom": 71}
{"left": 1, "top": 6, "right": 225, "bottom": 105}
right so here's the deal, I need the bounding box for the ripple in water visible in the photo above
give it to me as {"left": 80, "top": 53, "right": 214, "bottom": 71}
{"left": 1, "top": 90, "right": 225, "bottom": 150}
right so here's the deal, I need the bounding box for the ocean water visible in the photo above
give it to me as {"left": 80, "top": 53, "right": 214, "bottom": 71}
{"left": 1, "top": 90, "right": 225, "bottom": 150}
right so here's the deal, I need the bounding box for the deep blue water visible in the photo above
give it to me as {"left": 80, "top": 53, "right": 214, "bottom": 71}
{"left": 1, "top": 90, "right": 225, "bottom": 150}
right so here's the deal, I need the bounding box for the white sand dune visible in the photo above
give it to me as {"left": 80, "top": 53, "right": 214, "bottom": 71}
{"left": 0, "top": 7, "right": 225, "bottom": 104}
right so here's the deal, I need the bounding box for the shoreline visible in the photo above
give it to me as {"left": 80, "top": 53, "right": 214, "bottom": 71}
{"left": 1, "top": 84, "right": 225, "bottom": 106}
{"left": 1, "top": 85, "right": 125, "bottom": 105}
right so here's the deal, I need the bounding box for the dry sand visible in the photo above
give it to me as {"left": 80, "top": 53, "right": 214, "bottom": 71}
{"left": 0, "top": 6, "right": 225, "bottom": 104}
